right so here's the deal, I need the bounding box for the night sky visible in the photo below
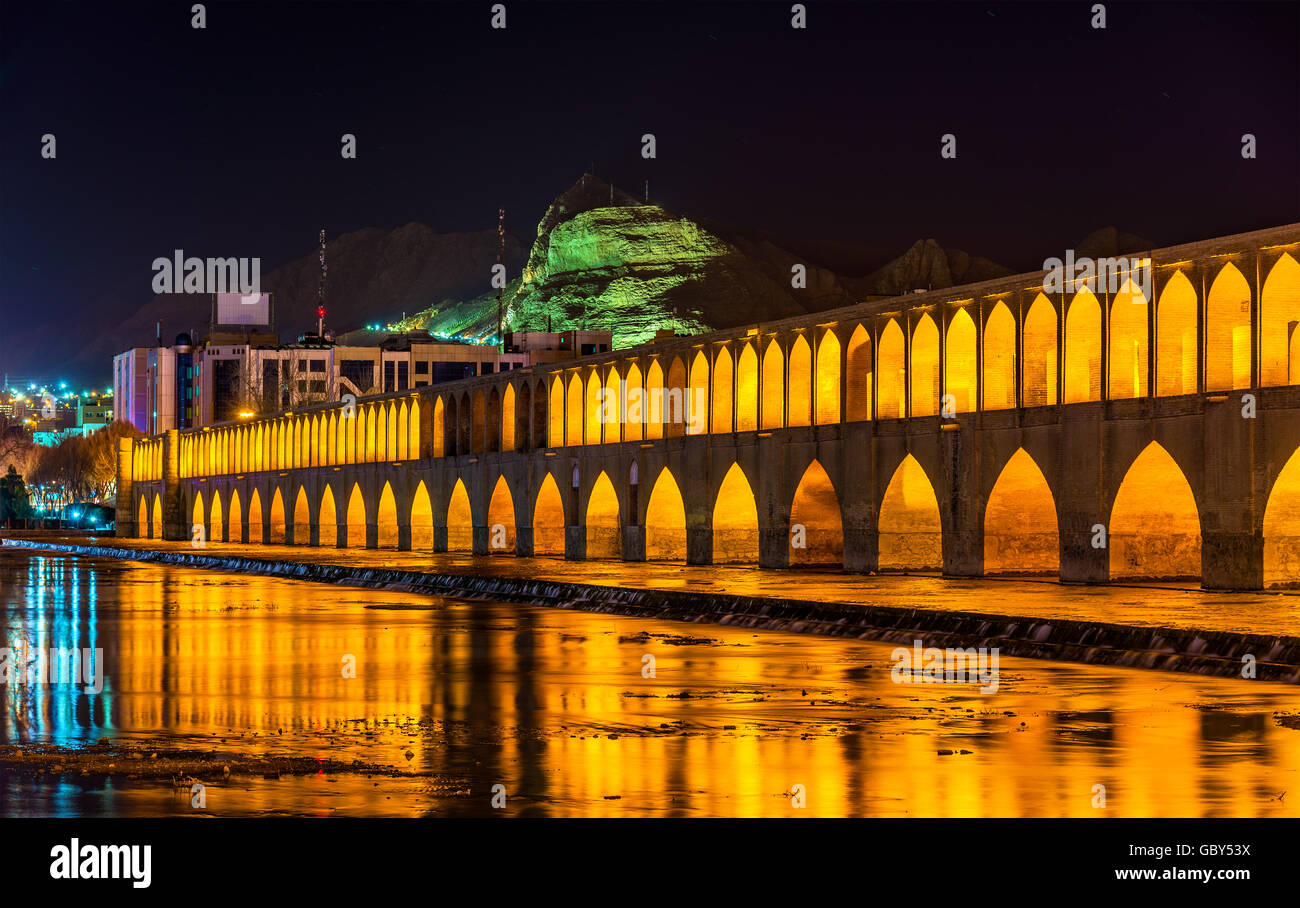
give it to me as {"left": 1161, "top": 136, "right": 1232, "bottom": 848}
{"left": 1, "top": 1, "right": 1297, "bottom": 385}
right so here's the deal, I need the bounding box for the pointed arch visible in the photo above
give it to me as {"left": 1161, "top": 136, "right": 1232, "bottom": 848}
{"left": 1064, "top": 288, "right": 1102, "bottom": 403}
{"left": 248, "top": 488, "right": 263, "bottom": 544}
{"left": 1206, "top": 261, "right": 1252, "bottom": 391}
{"left": 625, "top": 362, "right": 644, "bottom": 442}
{"left": 1264, "top": 447, "right": 1300, "bottom": 586}
{"left": 846, "top": 324, "right": 873, "bottom": 421}
{"left": 1023, "top": 293, "right": 1058, "bottom": 406}
{"left": 151, "top": 492, "right": 162, "bottom": 539}
{"left": 788, "top": 335, "right": 812, "bottom": 427}
{"left": 327, "top": 412, "right": 338, "bottom": 465}
{"left": 736, "top": 344, "right": 759, "bottom": 431}
{"left": 487, "top": 476, "right": 517, "bottom": 554}
{"left": 878, "top": 319, "right": 906, "bottom": 419}
{"left": 364, "top": 405, "right": 377, "bottom": 462}
{"left": 601, "top": 366, "right": 621, "bottom": 444}
{"left": 712, "top": 347, "right": 734, "bottom": 433}
{"left": 397, "top": 402, "right": 409, "bottom": 460}
{"left": 1109, "top": 442, "right": 1201, "bottom": 580}
{"left": 910, "top": 314, "right": 940, "bottom": 417}
{"left": 645, "top": 359, "right": 665, "bottom": 439}
{"left": 319, "top": 485, "right": 337, "bottom": 547}
{"left": 485, "top": 388, "right": 501, "bottom": 452}
{"left": 585, "top": 471, "right": 621, "bottom": 559}
{"left": 1156, "top": 270, "right": 1199, "bottom": 396}
{"left": 533, "top": 473, "right": 566, "bottom": 556}
{"left": 1261, "top": 254, "right": 1300, "bottom": 387}
{"left": 983, "top": 302, "right": 1016, "bottom": 410}
{"left": 209, "top": 489, "right": 224, "bottom": 542}
{"left": 585, "top": 371, "right": 603, "bottom": 445}
{"left": 878, "top": 455, "right": 942, "bottom": 570}
{"left": 376, "top": 482, "right": 398, "bottom": 548}
{"left": 1109, "top": 278, "right": 1149, "bottom": 399}
{"left": 345, "top": 483, "right": 366, "bottom": 548}
{"left": 789, "top": 459, "right": 843, "bottom": 565}
{"left": 293, "top": 486, "right": 310, "bottom": 545}
{"left": 945, "top": 308, "right": 977, "bottom": 413}
{"left": 410, "top": 481, "right": 433, "bottom": 551}
{"left": 472, "top": 390, "right": 486, "bottom": 454}
{"left": 566, "top": 373, "right": 584, "bottom": 446}
{"left": 191, "top": 490, "right": 205, "bottom": 540}
{"left": 645, "top": 468, "right": 687, "bottom": 561}
{"left": 502, "top": 385, "right": 516, "bottom": 452}
{"left": 761, "top": 338, "right": 784, "bottom": 428}
{"left": 269, "top": 488, "right": 286, "bottom": 544}
{"left": 665, "top": 356, "right": 687, "bottom": 438}
{"left": 137, "top": 494, "right": 150, "bottom": 539}
{"left": 549, "top": 376, "right": 565, "bottom": 447}
{"left": 433, "top": 396, "right": 445, "bottom": 458}
{"left": 688, "top": 351, "right": 709, "bottom": 435}
{"left": 407, "top": 397, "right": 420, "bottom": 457}
{"left": 984, "top": 449, "right": 1058, "bottom": 574}
{"left": 229, "top": 489, "right": 243, "bottom": 543}
{"left": 815, "top": 330, "right": 841, "bottom": 424}
{"left": 712, "top": 462, "right": 759, "bottom": 563}
{"left": 447, "top": 479, "right": 472, "bottom": 552}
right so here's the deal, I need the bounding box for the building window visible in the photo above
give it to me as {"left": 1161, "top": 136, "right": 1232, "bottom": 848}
{"left": 414, "top": 360, "right": 429, "bottom": 375}
{"left": 309, "top": 380, "right": 325, "bottom": 393}
{"left": 397, "top": 361, "right": 409, "bottom": 391}
{"left": 383, "top": 360, "right": 395, "bottom": 393}
{"left": 481, "top": 361, "right": 495, "bottom": 375}
{"left": 310, "top": 359, "right": 326, "bottom": 373}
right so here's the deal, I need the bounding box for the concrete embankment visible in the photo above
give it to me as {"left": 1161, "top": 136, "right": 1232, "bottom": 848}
{"left": 5, "top": 537, "right": 1298, "bottom": 683}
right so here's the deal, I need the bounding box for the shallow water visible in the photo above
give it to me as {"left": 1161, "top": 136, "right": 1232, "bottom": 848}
{"left": 1, "top": 549, "right": 1297, "bottom": 817}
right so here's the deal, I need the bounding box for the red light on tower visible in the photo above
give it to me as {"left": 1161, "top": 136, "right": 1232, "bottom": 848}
{"left": 317, "top": 306, "right": 326, "bottom": 319}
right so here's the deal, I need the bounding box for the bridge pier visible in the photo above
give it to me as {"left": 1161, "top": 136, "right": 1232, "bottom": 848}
{"left": 515, "top": 526, "right": 535, "bottom": 557}
{"left": 433, "top": 526, "right": 448, "bottom": 553}
{"left": 941, "top": 422, "right": 983, "bottom": 577}
{"left": 1202, "top": 532, "right": 1264, "bottom": 590}
{"left": 686, "top": 525, "right": 711, "bottom": 565}
{"left": 472, "top": 524, "right": 490, "bottom": 556}
{"left": 623, "top": 525, "right": 646, "bottom": 561}
{"left": 397, "top": 525, "right": 412, "bottom": 551}
{"left": 565, "top": 525, "right": 583, "bottom": 560}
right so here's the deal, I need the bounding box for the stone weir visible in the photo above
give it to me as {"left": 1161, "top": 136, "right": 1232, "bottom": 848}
{"left": 5, "top": 538, "right": 1298, "bottom": 683}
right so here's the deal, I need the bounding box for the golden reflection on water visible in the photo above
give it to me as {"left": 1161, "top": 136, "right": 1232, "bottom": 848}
{"left": 1, "top": 551, "right": 1297, "bottom": 817}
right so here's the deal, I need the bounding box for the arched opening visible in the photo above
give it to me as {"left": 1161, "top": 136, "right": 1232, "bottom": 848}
{"left": 433, "top": 396, "right": 445, "bottom": 458}
{"left": 191, "top": 490, "right": 205, "bottom": 540}
{"left": 345, "top": 484, "right": 366, "bottom": 548}
{"left": 1108, "top": 278, "right": 1149, "bottom": 399}
{"left": 984, "top": 448, "right": 1058, "bottom": 574}
{"left": 687, "top": 352, "right": 708, "bottom": 435}
{"left": 472, "top": 390, "right": 486, "bottom": 454}
{"left": 846, "top": 324, "right": 873, "bottom": 421}
{"left": 1109, "top": 442, "right": 1201, "bottom": 580}
{"left": 736, "top": 344, "right": 759, "bottom": 431}
{"left": 531, "top": 380, "right": 547, "bottom": 449}
{"left": 229, "top": 489, "right": 243, "bottom": 543}
{"left": 1206, "top": 262, "right": 1252, "bottom": 392}
{"left": 878, "top": 454, "right": 942, "bottom": 571}
{"left": 601, "top": 366, "right": 621, "bottom": 444}
{"left": 712, "top": 462, "right": 759, "bottom": 563}
{"left": 1261, "top": 254, "right": 1300, "bottom": 387}
{"left": 247, "top": 489, "right": 263, "bottom": 543}
{"left": 485, "top": 388, "right": 501, "bottom": 453}
{"left": 761, "top": 339, "right": 784, "bottom": 428}
{"left": 983, "top": 302, "right": 1016, "bottom": 410}
{"left": 447, "top": 479, "right": 472, "bottom": 552}
{"left": 1023, "top": 293, "right": 1057, "bottom": 406}
{"left": 137, "top": 495, "right": 150, "bottom": 539}
{"left": 581, "top": 372, "right": 600, "bottom": 446}
{"left": 396, "top": 404, "right": 408, "bottom": 460}
{"left": 293, "top": 487, "right": 310, "bottom": 545}
{"left": 365, "top": 406, "right": 377, "bottom": 462}
{"left": 445, "top": 395, "right": 459, "bottom": 457}
{"left": 458, "top": 393, "right": 472, "bottom": 455}
{"left": 585, "top": 471, "right": 621, "bottom": 559}
{"left": 910, "top": 314, "right": 940, "bottom": 417}
{"left": 502, "top": 384, "right": 516, "bottom": 452}
{"left": 624, "top": 363, "right": 644, "bottom": 442}
{"left": 1064, "top": 288, "right": 1102, "bottom": 403}
{"left": 376, "top": 482, "right": 398, "bottom": 549}
{"left": 533, "top": 473, "right": 566, "bottom": 556}
{"left": 209, "top": 489, "right": 224, "bottom": 542}
{"left": 1264, "top": 447, "right": 1300, "bottom": 586}
{"left": 712, "top": 347, "right": 734, "bottom": 434}
{"left": 566, "top": 373, "right": 584, "bottom": 446}
{"left": 788, "top": 335, "right": 812, "bottom": 427}
{"left": 645, "top": 360, "right": 665, "bottom": 439}
{"left": 946, "top": 308, "right": 977, "bottom": 413}
{"left": 665, "top": 356, "right": 687, "bottom": 438}
{"left": 1156, "top": 270, "right": 1198, "bottom": 396}
{"left": 645, "top": 468, "right": 687, "bottom": 561}
{"left": 410, "top": 481, "right": 433, "bottom": 551}
{"left": 319, "top": 485, "right": 337, "bottom": 547}
{"left": 386, "top": 403, "right": 398, "bottom": 459}
{"left": 487, "top": 476, "right": 516, "bottom": 555}
{"left": 376, "top": 405, "right": 388, "bottom": 461}
{"left": 269, "top": 488, "right": 286, "bottom": 544}
{"left": 815, "top": 329, "right": 841, "bottom": 425}
{"left": 789, "top": 459, "right": 843, "bottom": 566}
{"left": 407, "top": 398, "right": 420, "bottom": 457}
{"left": 549, "top": 377, "right": 565, "bottom": 447}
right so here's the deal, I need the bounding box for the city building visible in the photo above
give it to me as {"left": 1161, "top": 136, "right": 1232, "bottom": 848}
{"left": 503, "top": 329, "right": 613, "bottom": 364}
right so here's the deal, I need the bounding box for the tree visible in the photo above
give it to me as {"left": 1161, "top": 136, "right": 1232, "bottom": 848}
{"left": 0, "top": 465, "right": 33, "bottom": 523}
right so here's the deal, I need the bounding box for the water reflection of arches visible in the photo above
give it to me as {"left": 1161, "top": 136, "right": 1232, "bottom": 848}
{"left": 533, "top": 473, "right": 565, "bottom": 556}
{"left": 585, "top": 471, "right": 621, "bottom": 559}
{"left": 376, "top": 482, "right": 398, "bottom": 549}
{"left": 319, "top": 485, "right": 337, "bottom": 547}
{"left": 878, "top": 455, "right": 941, "bottom": 571}
{"left": 712, "top": 462, "right": 759, "bottom": 563}
{"left": 247, "top": 489, "right": 263, "bottom": 544}
{"left": 410, "top": 481, "right": 433, "bottom": 551}
{"left": 789, "top": 460, "right": 843, "bottom": 566}
{"left": 1109, "top": 442, "right": 1201, "bottom": 580}
{"left": 1264, "top": 447, "right": 1300, "bottom": 587}
{"left": 645, "top": 468, "right": 687, "bottom": 561}
{"left": 984, "top": 449, "right": 1058, "bottom": 575}
{"left": 269, "top": 488, "right": 286, "bottom": 544}
{"left": 487, "top": 476, "right": 516, "bottom": 554}
{"left": 447, "top": 479, "right": 473, "bottom": 552}
{"left": 345, "top": 484, "right": 366, "bottom": 548}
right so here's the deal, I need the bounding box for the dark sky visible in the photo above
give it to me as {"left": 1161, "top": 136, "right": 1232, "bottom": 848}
{"left": 2, "top": 1, "right": 1297, "bottom": 385}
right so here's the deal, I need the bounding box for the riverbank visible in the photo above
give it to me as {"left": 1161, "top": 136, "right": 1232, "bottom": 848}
{"left": 5, "top": 534, "right": 1297, "bottom": 682}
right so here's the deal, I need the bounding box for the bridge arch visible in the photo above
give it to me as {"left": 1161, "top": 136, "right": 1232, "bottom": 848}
{"left": 688, "top": 351, "right": 709, "bottom": 435}
{"left": 646, "top": 359, "right": 666, "bottom": 439}
{"left": 984, "top": 448, "right": 1058, "bottom": 574}
{"left": 712, "top": 347, "right": 734, "bottom": 433}
{"left": 1156, "top": 270, "right": 1198, "bottom": 396}
{"left": 269, "top": 488, "right": 286, "bottom": 544}
{"left": 1206, "top": 261, "right": 1253, "bottom": 391}
{"left": 712, "top": 461, "right": 759, "bottom": 563}
{"left": 229, "top": 489, "right": 243, "bottom": 543}
{"left": 410, "top": 481, "right": 433, "bottom": 551}
{"left": 585, "top": 471, "right": 621, "bottom": 559}
{"left": 845, "top": 324, "right": 872, "bottom": 421}
{"left": 946, "top": 308, "right": 977, "bottom": 413}
{"left": 433, "top": 397, "right": 445, "bottom": 457}
{"left": 446, "top": 478, "right": 473, "bottom": 552}
{"left": 1022, "top": 293, "right": 1057, "bottom": 406}
{"left": 1264, "top": 447, "right": 1300, "bottom": 586}
{"left": 487, "top": 476, "right": 516, "bottom": 554}
{"left": 665, "top": 355, "right": 687, "bottom": 438}
{"left": 1109, "top": 278, "right": 1149, "bottom": 399}
{"left": 501, "top": 384, "right": 517, "bottom": 452}
{"left": 1109, "top": 441, "right": 1201, "bottom": 580}
{"left": 1065, "top": 288, "right": 1102, "bottom": 403}
{"left": 736, "top": 344, "right": 758, "bottom": 431}
{"left": 486, "top": 387, "right": 502, "bottom": 453}
{"left": 601, "top": 367, "right": 620, "bottom": 443}
{"left": 645, "top": 467, "right": 687, "bottom": 561}
{"left": 584, "top": 372, "right": 602, "bottom": 445}
{"left": 983, "top": 301, "right": 1016, "bottom": 410}
{"left": 248, "top": 489, "right": 263, "bottom": 543}
{"left": 209, "top": 489, "right": 224, "bottom": 542}
{"left": 878, "top": 454, "right": 942, "bottom": 571}
{"left": 319, "top": 484, "right": 337, "bottom": 547}
{"left": 293, "top": 486, "right": 310, "bottom": 545}
{"left": 1261, "top": 253, "right": 1300, "bottom": 386}
{"left": 345, "top": 483, "right": 366, "bottom": 548}
{"left": 878, "top": 319, "right": 905, "bottom": 419}
{"left": 533, "top": 472, "right": 566, "bottom": 556}
{"left": 815, "top": 329, "right": 841, "bottom": 425}
{"left": 911, "top": 314, "right": 940, "bottom": 417}
{"left": 565, "top": 373, "right": 584, "bottom": 446}
{"left": 137, "top": 494, "right": 150, "bottom": 539}
{"left": 789, "top": 459, "right": 843, "bottom": 566}
{"left": 761, "top": 338, "right": 784, "bottom": 429}
{"left": 788, "top": 335, "right": 812, "bottom": 427}
{"left": 377, "top": 482, "right": 398, "bottom": 548}
{"left": 191, "top": 490, "right": 205, "bottom": 541}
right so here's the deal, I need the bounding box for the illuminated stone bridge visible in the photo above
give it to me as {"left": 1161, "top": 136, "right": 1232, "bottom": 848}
{"left": 119, "top": 224, "right": 1300, "bottom": 590}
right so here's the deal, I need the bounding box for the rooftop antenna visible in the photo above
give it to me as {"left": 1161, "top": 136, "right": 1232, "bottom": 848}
{"left": 644, "top": 179, "right": 649, "bottom": 203}
{"left": 317, "top": 229, "right": 327, "bottom": 336}
{"left": 496, "top": 207, "right": 506, "bottom": 351}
